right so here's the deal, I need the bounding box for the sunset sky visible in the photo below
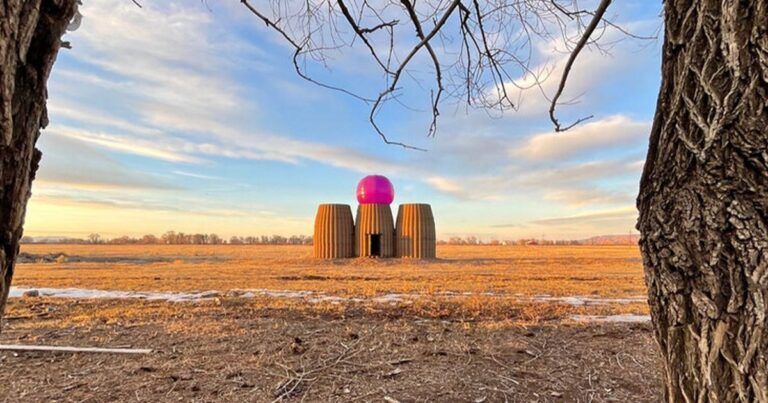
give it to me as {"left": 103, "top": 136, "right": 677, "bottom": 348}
{"left": 25, "top": 0, "right": 662, "bottom": 241}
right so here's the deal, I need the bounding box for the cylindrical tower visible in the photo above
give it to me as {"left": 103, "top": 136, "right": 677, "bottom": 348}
{"left": 313, "top": 204, "right": 354, "bottom": 259}
{"left": 396, "top": 203, "right": 436, "bottom": 258}
{"left": 355, "top": 204, "right": 395, "bottom": 257}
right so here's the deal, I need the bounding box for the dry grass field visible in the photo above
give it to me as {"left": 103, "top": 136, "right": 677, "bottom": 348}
{"left": 1, "top": 244, "right": 662, "bottom": 401}
{"left": 15, "top": 244, "right": 646, "bottom": 295}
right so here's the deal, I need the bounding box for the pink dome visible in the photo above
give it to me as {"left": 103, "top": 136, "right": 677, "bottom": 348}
{"left": 356, "top": 175, "right": 394, "bottom": 204}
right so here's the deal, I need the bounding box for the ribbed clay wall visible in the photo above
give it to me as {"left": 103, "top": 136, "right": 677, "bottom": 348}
{"left": 395, "top": 203, "right": 436, "bottom": 259}
{"left": 355, "top": 204, "right": 395, "bottom": 258}
{"left": 313, "top": 204, "right": 354, "bottom": 258}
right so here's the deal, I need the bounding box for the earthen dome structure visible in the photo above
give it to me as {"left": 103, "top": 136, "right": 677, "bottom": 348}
{"left": 313, "top": 175, "right": 436, "bottom": 259}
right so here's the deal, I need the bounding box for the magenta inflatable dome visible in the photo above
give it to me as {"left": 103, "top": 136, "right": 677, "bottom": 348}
{"left": 356, "top": 175, "right": 394, "bottom": 204}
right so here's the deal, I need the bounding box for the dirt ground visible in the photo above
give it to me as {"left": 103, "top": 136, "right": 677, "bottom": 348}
{"left": 1, "top": 298, "right": 662, "bottom": 402}
{"left": 2, "top": 245, "right": 661, "bottom": 401}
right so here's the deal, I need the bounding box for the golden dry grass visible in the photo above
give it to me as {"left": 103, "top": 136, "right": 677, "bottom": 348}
{"left": 16, "top": 244, "right": 645, "bottom": 298}
{"left": 3, "top": 245, "right": 660, "bottom": 401}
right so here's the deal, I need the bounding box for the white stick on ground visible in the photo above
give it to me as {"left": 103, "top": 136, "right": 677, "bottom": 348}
{"left": 0, "top": 344, "right": 152, "bottom": 354}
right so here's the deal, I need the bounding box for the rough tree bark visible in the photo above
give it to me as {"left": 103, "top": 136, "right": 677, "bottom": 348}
{"left": 0, "top": 0, "right": 766, "bottom": 400}
{"left": 0, "top": 0, "right": 77, "bottom": 327}
{"left": 637, "top": 1, "right": 768, "bottom": 401}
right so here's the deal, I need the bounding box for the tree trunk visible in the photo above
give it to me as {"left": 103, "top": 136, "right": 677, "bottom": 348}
{"left": 637, "top": 1, "right": 768, "bottom": 401}
{"left": 0, "top": 0, "right": 77, "bottom": 328}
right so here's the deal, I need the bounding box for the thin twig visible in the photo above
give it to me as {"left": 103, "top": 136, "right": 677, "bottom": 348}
{"left": 548, "top": 0, "right": 612, "bottom": 132}
{"left": 368, "top": 0, "right": 462, "bottom": 150}
{"left": 336, "top": 0, "right": 394, "bottom": 73}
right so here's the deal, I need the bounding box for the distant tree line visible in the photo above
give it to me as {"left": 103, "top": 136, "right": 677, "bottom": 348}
{"left": 21, "top": 232, "right": 637, "bottom": 246}
{"left": 20, "top": 231, "right": 313, "bottom": 245}
{"left": 438, "top": 234, "right": 639, "bottom": 246}
{"left": 438, "top": 237, "right": 582, "bottom": 246}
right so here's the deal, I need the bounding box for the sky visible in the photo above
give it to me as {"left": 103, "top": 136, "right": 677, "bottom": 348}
{"left": 24, "top": 0, "right": 664, "bottom": 241}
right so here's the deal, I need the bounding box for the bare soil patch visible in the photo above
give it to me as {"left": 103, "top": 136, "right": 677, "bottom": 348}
{"left": 1, "top": 298, "right": 662, "bottom": 402}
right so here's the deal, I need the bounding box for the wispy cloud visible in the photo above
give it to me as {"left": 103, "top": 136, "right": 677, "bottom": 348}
{"left": 529, "top": 207, "right": 638, "bottom": 226}
{"left": 499, "top": 19, "right": 660, "bottom": 118}
{"left": 542, "top": 189, "right": 634, "bottom": 207}
{"left": 172, "top": 171, "right": 221, "bottom": 180}
{"left": 425, "top": 176, "right": 464, "bottom": 195}
{"left": 30, "top": 0, "right": 661, "bottom": 239}
{"left": 416, "top": 156, "right": 642, "bottom": 205}
{"left": 514, "top": 116, "right": 650, "bottom": 161}
{"left": 36, "top": 134, "right": 175, "bottom": 190}
{"left": 48, "top": 126, "right": 202, "bottom": 163}
{"left": 488, "top": 207, "right": 638, "bottom": 237}
{"left": 32, "top": 194, "right": 253, "bottom": 217}
{"left": 51, "top": 0, "right": 393, "bottom": 172}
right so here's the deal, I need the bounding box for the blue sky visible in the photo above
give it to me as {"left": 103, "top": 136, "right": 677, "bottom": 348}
{"left": 25, "top": 0, "right": 663, "bottom": 240}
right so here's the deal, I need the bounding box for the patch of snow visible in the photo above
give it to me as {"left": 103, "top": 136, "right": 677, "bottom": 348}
{"left": 8, "top": 287, "right": 222, "bottom": 302}
{"left": 8, "top": 286, "right": 646, "bottom": 309}
{"left": 532, "top": 295, "right": 645, "bottom": 306}
{"left": 372, "top": 293, "right": 408, "bottom": 303}
{"left": 570, "top": 314, "right": 651, "bottom": 323}
{"left": 308, "top": 295, "right": 362, "bottom": 303}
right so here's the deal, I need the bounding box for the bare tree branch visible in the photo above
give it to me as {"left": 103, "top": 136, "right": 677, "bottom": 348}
{"left": 548, "top": 0, "right": 612, "bottom": 132}
{"left": 235, "top": 0, "right": 652, "bottom": 147}
{"left": 398, "top": 0, "right": 444, "bottom": 137}
{"left": 241, "top": 0, "right": 376, "bottom": 103}
{"left": 336, "top": 0, "right": 393, "bottom": 73}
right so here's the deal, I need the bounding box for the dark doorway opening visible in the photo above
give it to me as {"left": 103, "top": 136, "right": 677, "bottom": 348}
{"left": 369, "top": 234, "right": 382, "bottom": 257}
